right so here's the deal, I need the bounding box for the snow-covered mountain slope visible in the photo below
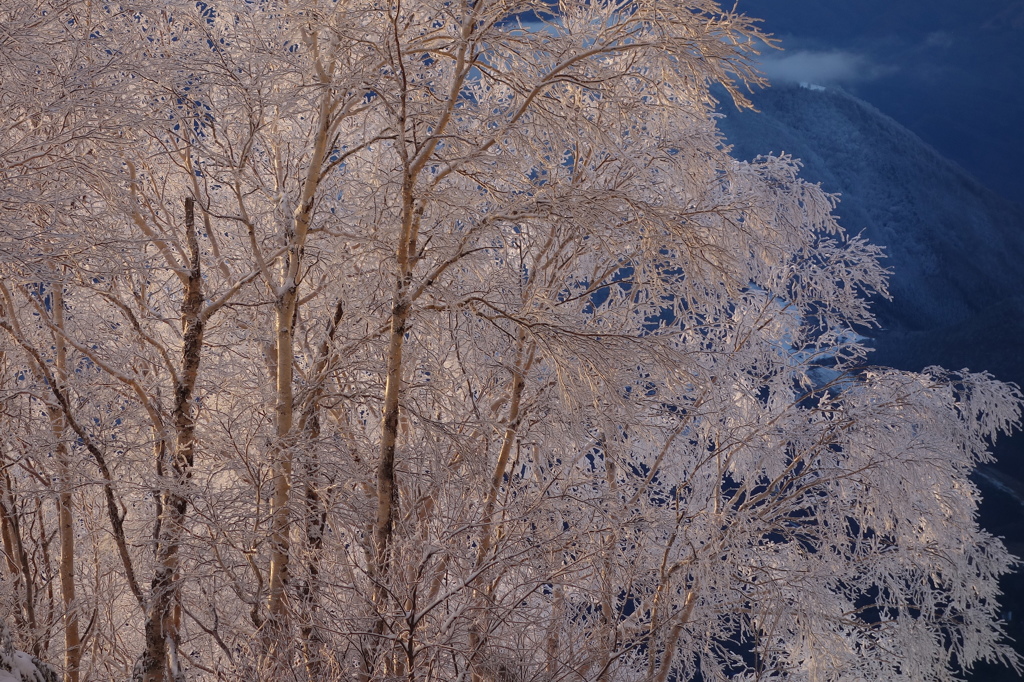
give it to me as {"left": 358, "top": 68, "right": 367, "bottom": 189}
{"left": 733, "top": 0, "right": 1024, "bottom": 201}
{"left": 717, "top": 84, "right": 1024, "bottom": 384}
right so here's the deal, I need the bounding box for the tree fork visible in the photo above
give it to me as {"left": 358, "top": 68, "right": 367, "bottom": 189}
{"left": 0, "top": 312, "right": 145, "bottom": 608}
{"left": 365, "top": 154, "right": 423, "bottom": 676}
{"left": 265, "top": 85, "right": 333, "bottom": 628}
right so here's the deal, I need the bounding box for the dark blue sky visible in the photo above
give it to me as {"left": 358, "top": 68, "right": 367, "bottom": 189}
{"left": 736, "top": 0, "right": 1024, "bottom": 202}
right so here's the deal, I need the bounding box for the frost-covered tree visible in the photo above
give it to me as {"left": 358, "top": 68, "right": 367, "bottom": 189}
{"left": 0, "top": 0, "right": 1019, "bottom": 680}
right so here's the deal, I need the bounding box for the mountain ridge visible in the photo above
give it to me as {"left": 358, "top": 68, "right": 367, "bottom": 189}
{"left": 717, "top": 83, "right": 1024, "bottom": 371}
{"left": 734, "top": 0, "right": 1024, "bottom": 200}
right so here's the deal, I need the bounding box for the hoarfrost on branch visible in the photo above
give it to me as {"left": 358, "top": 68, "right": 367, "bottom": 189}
{"left": 0, "top": 0, "right": 1019, "bottom": 680}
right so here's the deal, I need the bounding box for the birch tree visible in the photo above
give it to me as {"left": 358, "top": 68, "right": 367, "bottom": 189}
{"left": 0, "top": 2, "right": 139, "bottom": 679}
{"left": 0, "top": 0, "right": 1020, "bottom": 680}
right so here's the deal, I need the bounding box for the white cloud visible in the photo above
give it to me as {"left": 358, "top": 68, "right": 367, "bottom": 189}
{"left": 757, "top": 50, "right": 895, "bottom": 86}
{"left": 925, "top": 31, "right": 954, "bottom": 48}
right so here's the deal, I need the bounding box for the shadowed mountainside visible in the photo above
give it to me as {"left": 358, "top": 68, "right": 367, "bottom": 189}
{"left": 735, "top": 0, "right": 1024, "bottom": 201}
{"left": 718, "top": 84, "right": 1024, "bottom": 679}
{"left": 718, "top": 84, "right": 1024, "bottom": 370}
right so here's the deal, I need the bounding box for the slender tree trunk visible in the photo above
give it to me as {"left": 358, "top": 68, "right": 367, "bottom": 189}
{"left": 361, "top": 26, "right": 475, "bottom": 674}
{"left": 32, "top": 497, "right": 53, "bottom": 658}
{"left": 49, "top": 284, "right": 81, "bottom": 682}
{"left": 0, "top": 310, "right": 37, "bottom": 649}
{"left": 475, "top": 334, "right": 532, "bottom": 564}
{"left": 138, "top": 197, "right": 205, "bottom": 682}
{"left": 264, "top": 86, "right": 333, "bottom": 642}
{"left": 468, "top": 334, "right": 533, "bottom": 680}
{"left": 363, "top": 287, "right": 409, "bottom": 679}
{"left": 299, "top": 441, "right": 327, "bottom": 681}
{"left": 367, "top": 169, "right": 422, "bottom": 677}
{"left": 267, "top": 283, "right": 297, "bottom": 623}
{"left": 55, "top": 454, "right": 79, "bottom": 682}
{"left": 297, "top": 300, "right": 343, "bottom": 680}
{"left": 0, "top": 288, "right": 145, "bottom": 609}
{"left": 651, "top": 588, "right": 698, "bottom": 682}
{"left": 0, "top": 488, "right": 18, "bottom": 577}
{"left": 373, "top": 293, "right": 407, "bottom": 574}
{"left": 0, "top": 473, "right": 35, "bottom": 639}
